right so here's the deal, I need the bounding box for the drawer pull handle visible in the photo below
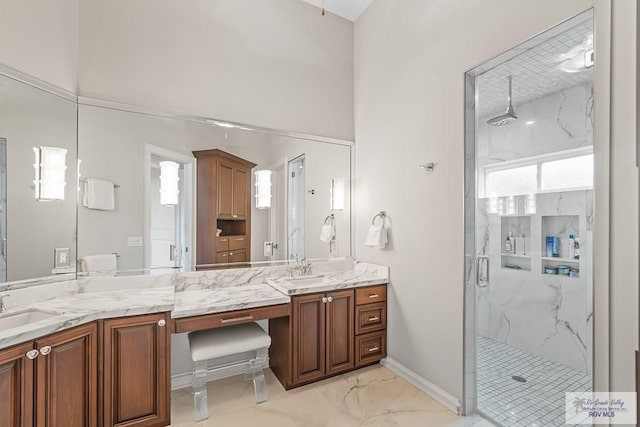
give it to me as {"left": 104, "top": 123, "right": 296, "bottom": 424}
{"left": 368, "top": 294, "right": 379, "bottom": 298}
{"left": 367, "top": 316, "right": 380, "bottom": 322}
{"left": 235, "top": 238, "right": 244, "bottom": 241}
{"left": 26, "top": 350, "right": 39, "bottom": 360}
{"left": 367, "top": 346, "right": 380, "bottom": 352}
{"left": 39, "top": 346, "right": 52, "bottom": 356}
{"left": 221, "top": 315, "right": 254, "bottom": 324}
{"left": 158, "top": 319, "right": 166, "bottom": 327}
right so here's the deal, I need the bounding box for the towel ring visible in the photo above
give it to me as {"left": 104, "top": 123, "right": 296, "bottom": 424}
{"left": 324, "top": 214, "right": 335, "bottom": 225}
{"left": 371, "top": 211, "right": 386, "bottom": 226}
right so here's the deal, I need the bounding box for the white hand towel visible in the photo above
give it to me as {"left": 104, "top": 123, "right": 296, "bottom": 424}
{"left": 320, "top": 224, "right": 335, "bottom": 243}
{"left": 83, "top": 178, "right": 115, "bottom": 210}
{"left": 365, "top": 224, "right": 388, "bottom": 249}
{"left": 82, "top": 254, "right": 117, "bottom": 273}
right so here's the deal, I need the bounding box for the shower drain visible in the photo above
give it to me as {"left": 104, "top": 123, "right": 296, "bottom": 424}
{"left": 512, "top": 375, "right": 527, "bottom": 383}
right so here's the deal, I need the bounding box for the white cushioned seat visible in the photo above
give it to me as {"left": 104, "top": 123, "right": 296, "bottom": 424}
{"left": 188, "top": 322, "right": 271, "bottom": 362}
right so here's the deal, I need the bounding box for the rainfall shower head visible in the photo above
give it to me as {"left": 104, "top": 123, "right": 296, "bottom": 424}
{"left": 487, "top": 75, "right": 517, "bottom": 126}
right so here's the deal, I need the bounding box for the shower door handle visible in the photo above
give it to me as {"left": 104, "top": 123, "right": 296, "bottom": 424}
{"left": 476, "top": 256, "right": 489, "bottom": 288}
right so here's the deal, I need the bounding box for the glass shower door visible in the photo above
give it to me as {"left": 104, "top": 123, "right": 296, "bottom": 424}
{"left": 465, "top": 10, "right": 595, "bottom": 427}
{"left": 287, "top": 155, "right": 305, "bottom": 259}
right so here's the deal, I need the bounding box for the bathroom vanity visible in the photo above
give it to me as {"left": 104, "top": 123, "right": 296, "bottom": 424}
{"left": 0, "top": 261, "right": 388, "bottom": 427}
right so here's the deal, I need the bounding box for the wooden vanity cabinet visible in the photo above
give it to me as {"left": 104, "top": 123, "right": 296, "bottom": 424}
{"left": 101, "top": 312, "right": 170, "bottom": 427}
{"left": 270, "top": 284, "right": 387, "bottom": 390}
{"left": 271, "top": 289, "right": 355, "bottom": 389}
{"left": 0, "top": 323, "right": 98, "bottom": 427}
{"left": 193, "top": 149, "right": 256, "bottom": 267}
{"left": 0, "top": 342, "right": 34, "bottom": 427}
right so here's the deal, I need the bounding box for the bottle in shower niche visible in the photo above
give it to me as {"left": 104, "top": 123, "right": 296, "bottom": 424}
{"left": 574, "top": 237, "right": 580, "bottom": 260}
{"left": 504, "top": 234, "right": 512, "bottom": 253}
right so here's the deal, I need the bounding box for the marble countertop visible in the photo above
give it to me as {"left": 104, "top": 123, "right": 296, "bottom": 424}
{"left": 0, "top": 260, "right": 389, "bottom": 350}
{"left": 0, "top": 287, "right": 174, "bottom": 350}
{"left": 266, "top": 269, "right": 388, "bottom": 296}
{"left": 172, "top": 284, "right": 290, "bottom": 318}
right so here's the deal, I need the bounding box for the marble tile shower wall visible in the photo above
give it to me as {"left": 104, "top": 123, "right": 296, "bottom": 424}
{"left": 475, "top": 83, "right": 594, "bottom": 374}
{"left": 477, "top": 82, "right": 593, "bottom": 164}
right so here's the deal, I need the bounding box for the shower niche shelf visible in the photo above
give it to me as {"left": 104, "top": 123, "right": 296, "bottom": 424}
{"left": 500, "top": 216, "right": 531, "bottom": 271}
{"left": 541, "top": 215, "right": 580, "bottom": 277}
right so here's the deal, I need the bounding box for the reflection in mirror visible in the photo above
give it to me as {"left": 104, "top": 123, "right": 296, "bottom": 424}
{"left": 77, "top": 104, "right": 351, "bottom": 273}
{"left": 0, "top": 74, "right": 77, "bottom": 284}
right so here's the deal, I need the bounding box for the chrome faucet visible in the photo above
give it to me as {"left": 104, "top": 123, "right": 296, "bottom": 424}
{"left": 0, "top": 294, "right": 9, "bottom": 313}
{"left": 289, "top": 257, "right": 312, "bottom": 277}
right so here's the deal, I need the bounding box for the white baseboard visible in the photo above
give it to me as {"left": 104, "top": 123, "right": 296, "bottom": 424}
{"left": 380, "top": 357, "right": 462, "bottom": 415}
{"left": 171, "top": 372, "right": 192, "bottom": 391}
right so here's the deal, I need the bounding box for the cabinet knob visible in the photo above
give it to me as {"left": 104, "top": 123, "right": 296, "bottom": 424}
{"left": 321, "top": 297, "right": 328, "bottom": 303}
{"left": 26, "top": 349, "right": 39, "bottom": 360}
{"left": 158, "top": 319, "right": 166, "bottom": 327}
{"left": 327, "top": 296, "right": 333, "bottom": 303}
{"left": 39, "top": 346, "right": 52, "bottom": 356}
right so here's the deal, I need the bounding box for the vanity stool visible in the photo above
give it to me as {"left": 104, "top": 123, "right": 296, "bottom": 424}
{"left": 187, "top": 322, "right": 271, "bottom": 421}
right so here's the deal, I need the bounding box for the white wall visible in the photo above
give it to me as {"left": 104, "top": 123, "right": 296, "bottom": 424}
{"left": 0, "top": 0, "right": 78, "bottom": 92}
{"left": 354, "top": 0, "right": 636, "bottom": 404}
{"left": 78, "top": 0, "right": 354, "bottom": 140}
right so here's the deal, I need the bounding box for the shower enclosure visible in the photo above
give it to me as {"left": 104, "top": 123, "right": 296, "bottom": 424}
{"left": 464, "top": 10, "right": 595, "bottom": 427}
{"left": 0, "top": 139, "right": 5, "bottom": 282}
{"left": 287, "top": 154, "right": 305, "bottom": 259}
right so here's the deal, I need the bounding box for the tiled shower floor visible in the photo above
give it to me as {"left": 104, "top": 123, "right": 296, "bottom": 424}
{"left": 477, "top": 336, "right": 592, "bottom": 427}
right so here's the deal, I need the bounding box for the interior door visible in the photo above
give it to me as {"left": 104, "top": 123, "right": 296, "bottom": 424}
{"left": 150, "top": 167, "right": 176, "bottom": 268}
{"left": 269, "top": 161, "right": 286, "bottom": 260}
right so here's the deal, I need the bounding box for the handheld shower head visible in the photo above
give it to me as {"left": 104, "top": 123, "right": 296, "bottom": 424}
{"left": 487, "top": 76, "right": 517, "bottom": 126}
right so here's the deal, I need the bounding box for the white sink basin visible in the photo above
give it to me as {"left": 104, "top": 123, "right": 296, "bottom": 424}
{"left": 0, "top": 309, "right": 59, "bottom": 330}
{"left": 285, "top": 276, "right": 328, "bottom": 286}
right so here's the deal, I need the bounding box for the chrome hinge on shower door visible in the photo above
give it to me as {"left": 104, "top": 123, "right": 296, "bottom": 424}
{"left": 476, "top": 256, "right": 489, "bottom": 287}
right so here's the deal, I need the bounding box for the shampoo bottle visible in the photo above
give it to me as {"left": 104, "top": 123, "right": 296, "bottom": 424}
{"left": 504, "top": 235, "right": 512, "bottom": 253}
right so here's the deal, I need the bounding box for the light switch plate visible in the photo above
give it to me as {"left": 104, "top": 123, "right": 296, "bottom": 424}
{"left": 128, "top": 236, "right": 143, "bottom": 247}
{"left": 54, "top": 248, "right": 71, "bottom": 268}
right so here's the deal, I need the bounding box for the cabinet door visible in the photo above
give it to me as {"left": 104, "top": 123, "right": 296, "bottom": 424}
{"left": 103, "top": 313, "right": 170, "bottom": 427}
{"left": 232, "top": 168, "right": 248, "bottom": 219}
{"left": 228, "top": 250, "right": 246, "bottom": 263}
{"left": 217, "top": 161, "right": 234, "bottom": 218}
{"left": 292, "top": 293, "right": 326, "bottom": 385}
{"left": 0, "top": 342, "right": 34, "bottom": 427}
{"left": 35, "top": 323, "right": 98, "bottom": 427}
{"left": 325, "top": 290, "right": 354, "bottom": 376}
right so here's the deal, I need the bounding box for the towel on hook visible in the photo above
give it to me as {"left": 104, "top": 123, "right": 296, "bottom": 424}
{"left": 365, "top": 216, "right": 388, "bottom": 249}
{"left": 82, "top": 254, "right": 117, "bottom": 273}
{"left": 83, "top": 178, "right": 115, "bottom": 210}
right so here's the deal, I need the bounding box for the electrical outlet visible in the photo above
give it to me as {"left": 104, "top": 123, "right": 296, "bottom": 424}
{"left": 128, "top": 236, "right": 143, "bottom": 247}
{"left": 54, "top": 248, "right": 71, "bottom": 268}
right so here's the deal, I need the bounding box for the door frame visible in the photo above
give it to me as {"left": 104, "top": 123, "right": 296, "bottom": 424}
{"left": 462, "top": 5, "right": 611, "bottom": 417}
{"left": 143, "top": 144, "right": 195, "bottom": 271}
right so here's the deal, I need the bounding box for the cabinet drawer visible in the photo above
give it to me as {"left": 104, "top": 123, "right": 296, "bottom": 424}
{"left": 215, "top": 252, "right": 229, "bottom": 263}
{"left": 229, "top": 235, "right": 247, "bottom": 250}
{"left": 216, "top": 236, "right": 230, "bottom": 252}
{"left": 174, "top": 304, "right": 290, "bottom": 333}
{"left": 355, "top": 331, "right": 386, "bottom": 367}
{"left": 228, "top": 250, "right": 246, "bottom": 263}
{"left": 355, "top": 285, "right": 387, "bottom": 305}
{"left": 355, "top": 302, "right": 386, "bottom": 335}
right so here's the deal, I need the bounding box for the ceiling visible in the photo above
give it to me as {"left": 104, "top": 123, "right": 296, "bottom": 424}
{"left": 298, "top": 0, "right": 373, "bottom": 21}
{"left": 477, "top": 17, "right": 593, "bottom": 119}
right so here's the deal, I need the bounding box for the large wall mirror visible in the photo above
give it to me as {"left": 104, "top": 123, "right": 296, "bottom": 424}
{"left": 0, "top": 73, "right": 77, "bottom": 285}
{"left": 77, "top": 103, "right": 352, "bottom": 274}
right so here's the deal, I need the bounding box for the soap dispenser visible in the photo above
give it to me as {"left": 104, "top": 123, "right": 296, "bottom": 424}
{"left": 504, "top": 234, "right": 512, "bottom": 253}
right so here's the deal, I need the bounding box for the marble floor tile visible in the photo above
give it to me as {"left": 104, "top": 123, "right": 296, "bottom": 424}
{"left": 169, "top": 365, "right": 486, "bottom": 427}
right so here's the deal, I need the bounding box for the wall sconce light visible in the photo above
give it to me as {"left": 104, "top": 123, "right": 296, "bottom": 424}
{"left": 33, "top": 146, "right": 67, "bottom": 201}
{"left": 330, "top": 178, "right": 345, "bottom": 211}
{"left": 159, "top": 161, "right": 180, "bottom": 206}
{"left": 255, "top": 169, "right": 272, "bottom": 209}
